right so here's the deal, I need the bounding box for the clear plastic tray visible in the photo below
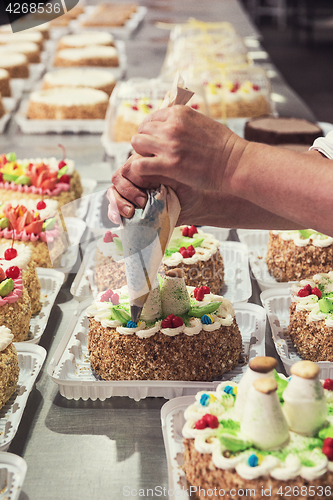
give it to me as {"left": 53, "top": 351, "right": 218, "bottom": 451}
{"left": 237, "top": 229, "right": 297, "bottom": 291}
{"left": 2, "top": 79, "right": 25, "bottom": 113}
{"left": 75, "top": 177, "right": 98, "bottom": 220}
{"left": 56, "top": 217, "right": 87, "bottom": 274}
{"left": 0, "top": 452, "right": 27, "bottom": 500}
{"left": 260, "top": 287, "right": 333, "bottom": 378}
{"left": 28, "top": 268, "right": 65, "bottom": 344}
{"left": 47, "top": 301, "right": 265, "bottom": 401}
{"left": 0, "top": 112, "right": 10, "bottom": 134}
{"left": 21, "top": 63, "right": 46, "bottom": 91}
{"left": 70, "top": 5, "right": 147, "bottom": 38}
{"left": 0, "top": 343, "right": 46, "bottom": 451}
{"left": 70, "top": 238, "right": 250, "bottom": 303}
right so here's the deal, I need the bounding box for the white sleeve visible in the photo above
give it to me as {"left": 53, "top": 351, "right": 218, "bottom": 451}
{"left": 309, "top": 130, "right": 333, "bottom": 159}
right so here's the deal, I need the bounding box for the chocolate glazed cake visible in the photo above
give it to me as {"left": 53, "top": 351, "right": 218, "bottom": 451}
{"left": 244, "top": 116, "right": 323, "bottom": 145}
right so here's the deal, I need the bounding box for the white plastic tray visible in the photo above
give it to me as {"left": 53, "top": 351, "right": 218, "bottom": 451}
{"left": 74, "top": 177, "right": 98, "bottom": 220}
{"left": 2, "top": 79, "right": 25, "bottom": 113}
{"left": 0, "top": 343, "right": 46, "bottom": 451}
{"left": 47, "top": 301, "right": 266, "bottom": 401}
{"left": 237, "top": 229, "right": 297, "bottom": 291}
{"left": 0, "top": 452, "right": 27, "bottom": 500}
{"left": 70, "top": 5, "right": 147, "bottom": 38}
{"left": 28, "top": 268, "right": 65, "bottom": 343}
{"left": 21, "top": 63, "right": 46, "bottom": 92}
{"left": 260, "top": 287, "right": 333, "bottom": 378}
{"left": 70, "top": 239, "right": 251, "bottom": 303}
{"left": 56, "top": 217, "right": 87, "bottom": 274}
{"left": 0, "top": 112, "right": 10, "bottom": 133}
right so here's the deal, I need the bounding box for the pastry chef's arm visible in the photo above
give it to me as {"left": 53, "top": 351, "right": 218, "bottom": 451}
{"left": 110, "top": 106, "right": 333, "bottom": 235}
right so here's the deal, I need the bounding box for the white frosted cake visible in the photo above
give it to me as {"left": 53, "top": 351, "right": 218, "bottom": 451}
{"left": 0, "top": 42, "right": 40, "bottom": 63}
{"left": 0, "top": 53, "right": 29, "bottom": 78}
{"left": 57, "top": 32, "right": 115, "bottom": 50}
{"left": 27, "top": 87, "right": 109, "bottom": 120}
{"left": 54, "top": 46, "right": 119, "bottom": 67}
{"left": 0, "top": 31, "right": 44, "bottom": 48}
{"left": 0, "top": 68, "right": 10, "bottom": 97}
{"left": 42, "top": 69, "right": 116, "bottom": 96}
{"left": 0, "top": 326, "right": 19, "bottom": 409}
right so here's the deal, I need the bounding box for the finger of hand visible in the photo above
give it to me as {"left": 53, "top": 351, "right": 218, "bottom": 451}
{"left": 139, "top": 107, "right": 171, "bottom": 128}
{"left": 131, "top": 133, "right": 165, "bottom": 157}
{"left": 111, "top": 172, "right": 147, "bottom": 209}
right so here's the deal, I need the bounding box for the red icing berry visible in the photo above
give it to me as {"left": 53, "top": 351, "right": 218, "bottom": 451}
{"left": 298, "top": 287, "right": 310, "bottom": 297}
{"left": 203, "top": 414, "right": 219, "bottom": 429}
{"left": 171, "top": 316, "right": 183, "bottom": 328}
{"left": 162, "top": 314, "right": 183, "bottom": 329}
{"left": 252, "top": 84, "right": 260, "bottom": 91}
{"left": 59, "top": 174, "right": 70, "bottom": 184}
{"left": 4, "top": 248, "right": 17, "bottom": 260}
{"left": 182, "top": 227, "right": 189, "bottom": 237}
{"left": 194, "top": 287, "right": 205, "bottom": 301}
{"left": 179, "top": 246, "right": 186, "bottom": 253}
{"left": 323, "top": 438, "right": 333, "bottom": 461}
{"left": 188, "top": 225, "right": 198, "bottom": 238}
{"left": 6, "top": 266, "right": 19, "bottom": 279}
{"left": 36, "top": 200, "right": 46, "bottom": 210}
{"left": 181, "top": 250, "right": 190, "bottom": 258}
{"left": 191, "top": 103, "right": 199, "bottom": 110}
{"left": 100, "top": 289, "right": 113, "bottom": 302}
{"left": 0, "top": 268, "right": 5, "bottom": 281}
{"left": 58, "top": 160, "right": 66, "bottom": 169}
{"left": 132, "top": 105, "right": 139, "bottom": 111}
{"left": 146, "top": 103, "right": 153, "bottom": 109}
{"left": 202, "top": 286, "right": 210, "bottom": 295}
{"left": 312, "top": 287, "right": 322, "bottom": 298}
{"left": 0, "top": 173, "right": 3, "bottom": 182}
{"left": 111, "top": 293, "right": 119, "bottom": 305}
{"left": 323, "top": 379, "right": 333, "bottom": 391}
{"left": 216, "top": 83, "right": 222, "bottom": 88}
{"left": 103, "top": 231, "right": 118, "bottom": 243}
{"left": 161, "top": 318, "right": 173, "bottom": 329}
{"left": 304, "top": 284, "right": 312, "bottom": 292}
{"left": 2, "top": 157, "right": 7, "bottom": 165}
{"left": 195, "top": 418, "right": 207, "bottom": 430}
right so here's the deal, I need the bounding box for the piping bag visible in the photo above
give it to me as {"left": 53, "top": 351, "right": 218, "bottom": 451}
{"left": 121, "top": 73, "right": 194, "bottom": 322}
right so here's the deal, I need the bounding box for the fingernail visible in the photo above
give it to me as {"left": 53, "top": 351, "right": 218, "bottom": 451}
{"left": 135, "top": 196, "right": 146, "bottom": 208}
{"left": 123, "top": 205, "right": 132, "bottom": 216}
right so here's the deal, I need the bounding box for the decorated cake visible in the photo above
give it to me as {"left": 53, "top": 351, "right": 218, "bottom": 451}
{"left": 0, "top": 68, "right": 10, "bottom": 97}
{"left": 27, "top": 87, "right": 109, "bottom": 120}
{"left": 0, "top": 326, "right": 19, "bottom": 409}
{"left": 163, "top": 226, "right": 224, "bottom": 295}
{"left": 0, "top": 152, "right": 83, "bottom": 210}
{"left": 0, "top": 264, "right": 31, "bottom": 341}
{"left": 182, "top": 357, "right": 333, "bottom": 500}
{"left": 57, "top": 32, "right": 115, "bottom": 50}
{"left": 81, "top": 3, "right": 138, "bottom": 27}
{"left": 87, "top": 269, "right": 242, "bottom": 381}
{"left": 0, "top": 199, "right": 65, "bottom": 269}
{"left": 266, "top": 229, "right": 333, "bottom": 282}
{"left": 54, "top": 46, "right": 119, "bottom": 68}
{"left": 42, "top": 69, "right": 116, "bottom": 96}
{"left": 0, "top": 242, "right": 41, "bottom": 315}
{"left": 0, "top": 42, "right": 41, "bottom": 63}
{"left": 94, "top": 230, "right": 126, "bottom": 292}
{"left": 0, "top": 31, "right": 44, "bottom": 49}
{"left": 289, "top": 271, "right": 333, "bottom": 362}
{"left": 244, "top": 117, "right": 323, "bottom": 145}
{"left": 0, "top": 53, "right": 29, "bottom": 79}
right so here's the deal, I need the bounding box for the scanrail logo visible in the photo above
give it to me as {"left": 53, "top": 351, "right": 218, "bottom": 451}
{"left": 0, "top": 0, "right": 79, "bottom": 32}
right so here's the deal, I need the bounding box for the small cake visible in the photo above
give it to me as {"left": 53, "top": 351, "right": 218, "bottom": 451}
{"left": 0, "top": 266, "right": 31, "bottom": 342}
{"left": 0, "top": 199, "right": 65, "bottom": 269}
{"left": 81, "top": 3, "right": 137, "bottom": 27}
{"left": 0, "top": 93, "right": 5, "bottom": 119}
{"left": 94, "top": 230, "right": 126, "bottom": 292}
{"left": 0, "top": 68, "right": 10, "bottom": 97}
{"left": 0, "top": 42, "right": 41, "bottom": 63}
{"left": 244, "top": 116, "right": 323, "bottom": 145}
{"left": 42, "top": 69, "right": 116, "bottom": 96}
{"left": 54, "top": 46, "right": 119, "bottom": 68}
{"left": 163, "top": 226, "right": 224, "bottom": 295}
{"left": 57, "top": 32, "right": 115, "bottom": 51}
{"left": 0, "top": 53, "right": 29, "bottom": 79}
{"left": 27, "top": 87, "right": 109, "bottom": 120}
{"left": 182, "top": 357, "right": 333, "bottom": 500}
{"left": 0, "top": 22, "right": 50, "bottom": 40}
{"left": 204, "top": 79, "right": 271, "bottom": 119}
{"left": 87, "top": 270, "right": 242, "bottom": 381}
{"left": 289, "top": 272, "right": 333, "bottom": 361}
{"left": 0, "top": 31, "right": 44, "bottom": 49}
{"left": 266, "top": 229, "right": 333, "bottom": 282}
{"left": 0, "top": 152, "right": 83, "bottom": 210}
{"left": 0, "top": 242, "right": 41, "bottom": 315}
{"left": 0, "top": 326, "right": 19, "bottom": 409}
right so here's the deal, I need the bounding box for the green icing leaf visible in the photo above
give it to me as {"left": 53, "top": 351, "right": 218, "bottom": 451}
{"left": 57, "top": 165, "right": 68, "bottom": 178}
{"left": 299, "top": 229, "right": 316, "bottom": 239}
{"left": 301, "top": 458, "right": 315, "bottom": 467}
{"left": 218, "top": 432, "right": 252, "bottom": 452}
{"left": 318, "top": 298, "right": 333, "bottom": 314}
{"left": 165, "top": 236, "right": 205, "bottom": 256}
{"left": 0, "top": 217, "right": 9, "bottom": 229}
{"left": 43, "top": 217, "right": 56, "bottom": 231}
{"left": 318, "top": 425, "right": 333, "bottom": 440}
{"left": 219, "top": 419, "right": 241, "bottom": 431}
{"left": 5, "top": 152, "right": 16, "bottom": 162}
{"left": 14, "top": 175, "right": 31, "bottom": 185}
{"left": 114, "top": 237, "right": 123, "bottom": 253}
{"left": 274, "top": 370, "right": 288, "bottom": 403}
{"left": 189, "top": 302, "right": 221, "bottom": 318}
{"left": 2, "top": 173, "right": 18, "bottom": 182}
{"left": 110, "top": 307, "right": 131, "bottom": 324}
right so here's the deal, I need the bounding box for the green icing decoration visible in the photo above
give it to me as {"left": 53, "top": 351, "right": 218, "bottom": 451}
{"left": 327, "top": 405, "right": 333, "bottom": 416}
{"left": 219, "top": 419, "right": 241, "bottom": 431}
{"left": 165, "top": 236, "right": 205, "bottom": 257}
{"left": 14, "top": 175, "right": 31, "bottom": 185}
{"left": 301, "top": 459, "right": 315, "bottom": 467}
{"left": 2, "top": 173, "right": 18, "bottom": 182}
{"left": 0, "top": 278, "right": 14, "bottom": 297}
{"left": 42, "top": 217, "right": 56, "bottom": 231}
{"left": 57, "top": 165, "right": 68, "bottom": 178}
{"left": 189, "top": 302, "right": 221, "bottom": 318}
{"left": 5, "top": 152, "right": 16, "bottom": 162}
{"left": 299, "top": 229, "right": 316, "bottom": 239}
{"left": 318, "top": 425, "right": 333, "bottom": 440}
{"left": 318, "top": 298, "right": 333, "bottom": 314}
{"left": 218, "top": 431, "right": 252, "bottom": 452}
{"left": 274, "top": 370, "right": 288, "bottom": 402}
{"left": 110, "top": 307, "right": 131, "bottom": 324}
{"left": 0, "top": 217, "right": 9, "bottom": 229}
{"left": 114, "top": 237, "right": 123, "bottom": 253}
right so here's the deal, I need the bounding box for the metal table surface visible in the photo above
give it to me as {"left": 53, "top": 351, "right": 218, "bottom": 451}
{"left": 1, "top": 1, "right": 318, "bottom": 499}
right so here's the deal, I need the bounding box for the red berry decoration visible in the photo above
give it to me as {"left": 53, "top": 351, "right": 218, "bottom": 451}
{"left": 6, "top": 266, "right": 20, "bottom": 279}
{"left": 298, "top": 287, "right": 310, "bottom": 297}
{"left": 194, "top": 287, "right": 205, "bottom": 301}
{"left": 36, "top": 200, "right": 47, "bottom": 210}
{"left": 171, "top": 316, "right": 183, "bottom": 328}
{"left": 323, "top": 438, "right": 333, "bottom": 461}
{"left": 132, "top": 105, "right": 139, "bottom": 111}
{"left": 58, "top": 144, "right": 67, "bottom": 169}
{"left": 0, "top": 268, "right": 5, "bottom": 281}
{"left": 204, "top": 414, "right": 219, "bottom": 429}
{"left": 182, "top": 227, "right": 189, "bottom": 237}
{"left": 252, "top": 84, "right": 260, "bottom": 91}
{"left": 58, "top": 160, "right": 66, "bottom": 169}
{"left": 100, "top": 289, "right": 113, "bottom": 302}
{"left": 304, "top": 284, "right": 312, "bottom": 292}
{"left": 103, "top": 231, "right": 113, "bottom": 243}
{"left": 323, "top": 379, "right": 333, "bottom": 391}
{"left": 161, "top": 317, "right": 173, "bottom": 329}
{"left": 195, "top": 418, "right": 207, "bottom": 430}
{"left": 181, "top": 250, "right": 190, "bottom": 258}
{"left": 188, "top": 225, "right": 198, "bottom": 238}
{"left": 4, "top": 248, "right": 17, "bottom": 260}
{"left": 59, "top": 174, "right": 70, "bottom": 184}
{"left": 162, "top": 314, "right": 183, "bottom": 329}
{"left": 202, "top": 286, "right": 210, "bottom": 295}
{"left": 191, "top": 103, "right": 199, "bottom": 110}
{"left": 187, "top": 245, "right": 195, "bottom": 257}
{"left": 111, "top": 293, "right": 119, "bottom": 305}
{"left": 312, "top": 287, "right": 322, "bottom": 298}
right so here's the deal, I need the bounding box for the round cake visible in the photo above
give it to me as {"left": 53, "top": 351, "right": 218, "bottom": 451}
{"left": 0, "top": 68, "right": 10, "bottom": 97}
{"left": 266, "top": 229, "right": 333, "bottom": 282}
{"left": 244, "top": 116, "right": 323, "bottom": 145}
{"left": 57, "top": 32, "right": 115, "bottom": 50}
{"left": 42, "top": 68, "right": 116, "bottom": 96}
{"left": 94, "top": 230, "right": 127, "bottom": 292}
{"left": 53, "top": 46, "right": 119, "bottom": 68}
{"left": 0, "top": 53, "right": 29, "bottom": 79}
{"left": 163, "top": 226, "right": 224, "bottom": 294}
{"left": 27, "top": 87, "right": 109, "bottom": 120}
{"left": 289, "top": 271, "right": 333, "bottom": 361}
{"left": 0, "top": 326, "right": 19, "bottom": 410}
{"left": 0, "top": 42, "right": 40, "bottom": 63}
{"left": 182, "top": 357, "right": 333, "bottom": 500}
{"left": 87, "top": 270, "right": 242, "bottom": 381}
{"left": 0, "top": 266, "right": 31, "bottom": 342}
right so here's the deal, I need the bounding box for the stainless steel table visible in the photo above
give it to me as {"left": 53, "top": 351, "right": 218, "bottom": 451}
{"left": 1, "top": 1, "right": 318, "bottom": 499}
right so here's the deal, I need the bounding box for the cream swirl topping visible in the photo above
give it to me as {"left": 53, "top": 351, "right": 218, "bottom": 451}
{"left": 0, "top": 325, "right": 14, "bottom": 351}
{"left": 273, "top": 230, "right": 333, "bottom": 248}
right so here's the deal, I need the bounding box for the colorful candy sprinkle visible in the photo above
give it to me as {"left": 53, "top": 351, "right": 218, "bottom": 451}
{"left": 224, "top": 385, "right": 235, "bottom": 395}
{"left": 248, "top": 454, "right": 259, "bottom": 467}
{"left": 201, "top": 314, "right": 212, "bottom": 325}
{"left": 126, "top": 321, "right": 138, "bottom": 328}
{"left": 200, "top": 394, "right": 210, "bottom": 406}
